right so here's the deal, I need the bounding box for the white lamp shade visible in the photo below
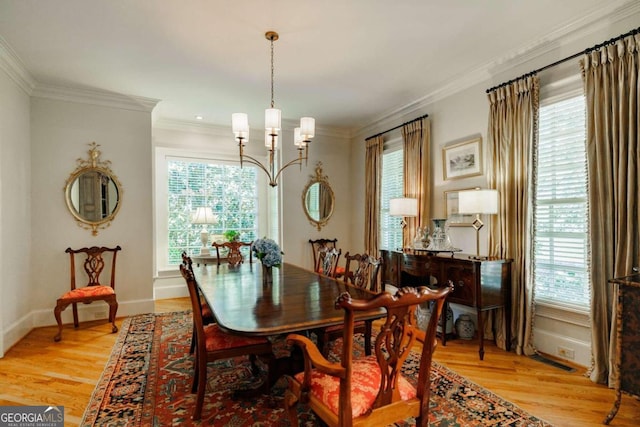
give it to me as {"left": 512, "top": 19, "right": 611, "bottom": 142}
{"left": 389, "top": 198, "right": 418, "bottom": 217}
{"left": 232, "top": 113, "right": 249, "bottom": 137}
{"left": 458, "top": 189, "right": 499, "bottom": 214}
{"left": 265, "top": 108, "right": 281, "bottom": 133}
{"left": 300, "top": 117, "right": 315, "bottom": 140}
{"left": 191, "top": 207, "right": 217, "bottom": 224}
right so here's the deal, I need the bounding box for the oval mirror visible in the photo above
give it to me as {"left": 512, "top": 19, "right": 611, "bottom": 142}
{"left": 64, "top": 142, "right": 123, "bottom": 235}
{"left": 302, "top": 162, "right": 334, "bottom": 231}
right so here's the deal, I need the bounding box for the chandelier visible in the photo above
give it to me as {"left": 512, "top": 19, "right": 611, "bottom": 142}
{"left": 232, "top": 31, "right": 315, "bottom": 187}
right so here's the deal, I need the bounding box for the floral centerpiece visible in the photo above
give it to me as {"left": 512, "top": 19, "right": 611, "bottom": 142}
{"left": 252, "top": 237, "right": 283, "bottom": 268}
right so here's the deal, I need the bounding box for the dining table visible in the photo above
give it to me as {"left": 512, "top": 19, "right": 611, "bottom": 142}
{"left": 193, "top": 261, "right": 386, "bottom": 396}
{"left": 194, "top": 261, "right": 384, "bottom": 337}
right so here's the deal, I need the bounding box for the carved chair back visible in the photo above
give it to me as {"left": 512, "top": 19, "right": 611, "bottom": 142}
{"left": 67, "top": 246, "right": 121, "bottom": 290}
{"left": 343, "top": 252, "right": 382, "bottom": 293}
{"left": 213, "top": 241, "right": 253, "bottom": 267}
{"left": 309, "top": 238, "right": 338, "bottom": 270}
{"left": 316, "top": 247, "right": 342, "bottom": 277}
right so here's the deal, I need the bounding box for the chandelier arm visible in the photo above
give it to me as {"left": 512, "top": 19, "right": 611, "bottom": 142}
{"left": 272, "top": 150, "right": 308, "bottom": 184}
{"left": 238, "top": 153, "right": 275, "bottom": 179}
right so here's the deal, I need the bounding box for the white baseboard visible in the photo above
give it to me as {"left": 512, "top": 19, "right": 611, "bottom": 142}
{"left": 153, "top": 275, "right": 188, "bottom": 300}
{"left": 533, "top": 328, "right": 590, "bottom": 367}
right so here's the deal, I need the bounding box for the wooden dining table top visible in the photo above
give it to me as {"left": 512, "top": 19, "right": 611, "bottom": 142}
{"left": 194, "top": 262, "right": 384, "bottom": 337}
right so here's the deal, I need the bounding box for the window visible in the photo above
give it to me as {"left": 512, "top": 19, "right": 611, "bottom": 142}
{"left": 166, "top": 158, "right": 259, "bottom": 265}
{"left": 533, "top": 93, "right": 589, "bottom": 308}
{"left": 379, "top": 145, "right": 404, "bottom": 250}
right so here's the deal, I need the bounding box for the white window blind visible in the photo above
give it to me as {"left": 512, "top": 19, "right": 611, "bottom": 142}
{"left": 533, "top": 94, "right": 589, "bottom": 308}
{"left": 167, "top": 159, "right": 259, "bottom": 265}
{"left": 380, "top": 147, "right": 404, "bottom": 250}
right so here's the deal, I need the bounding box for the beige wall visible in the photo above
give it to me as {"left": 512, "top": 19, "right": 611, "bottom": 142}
{"left": 0, "top": 60, "right": 32, "bottom": 357}
{"left": 27, "top": 95, "right": 157, "bottom": 333}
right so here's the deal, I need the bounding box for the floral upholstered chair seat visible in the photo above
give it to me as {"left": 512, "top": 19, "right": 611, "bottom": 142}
{"left": 293, "top": 355, "right": 416, "bottom": 418}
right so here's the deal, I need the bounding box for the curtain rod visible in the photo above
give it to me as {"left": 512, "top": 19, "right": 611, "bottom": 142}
{"left": 365, "top": 113, "right": 429, "bottom": 141}
{"left": 486, "top": 26, "right": 640, "bottom": 93}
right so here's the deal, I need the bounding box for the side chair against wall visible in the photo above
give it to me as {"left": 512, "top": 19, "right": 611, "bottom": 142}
{"left": 315, "top": 252, "right": 382, "bottom": 356}
{"left": 212, "top": 240, "right": 253, "bottom": 267}
{"left": 53, "top": 246, "right": 121, "bottom": 342}
{"left": 284, "top": 285, "right": 453, "bottom": 427}
{"left": 179, "top": 257, "right": 273, "bottom": 420}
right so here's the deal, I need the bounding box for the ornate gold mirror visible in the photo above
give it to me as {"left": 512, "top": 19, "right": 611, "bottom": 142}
{"left": 64, "top": 142, "right": 123, "bottom": 235}
{"left": 302, "top": 162, "right": 334, "bottom": 231}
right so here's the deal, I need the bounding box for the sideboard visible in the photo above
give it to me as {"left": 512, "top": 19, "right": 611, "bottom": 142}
{"left": 603, "top": 273, "right": 640, "bottom": 424}
{"left": 380, "top": 249, "right": 512, "bottom": 360}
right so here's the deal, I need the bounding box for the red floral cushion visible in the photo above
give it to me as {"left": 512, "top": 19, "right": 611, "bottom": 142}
{"left": 61, "top": 285, "right": 115, "bottom": 299}
{"left": 318, "top": 266, "right": 346, "bottom": 275}
{"left": 203, "top": 324, "right": 269, "bottom": 351}
{"left": 293, "top": 356, "right": 416, "bottom": 418}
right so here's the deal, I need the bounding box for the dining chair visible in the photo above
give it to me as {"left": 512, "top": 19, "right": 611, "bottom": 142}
{"left": 309, "top": 238, "right": 337, "bottom": 267}
{"left": 315, "top": 252, "right": 382, "bottom": 356}
{"left": 309, "top": 238, "right": 345, "bottom": 277}
{"left": 315, "top": 247, "right": 342, "bottom": 277}
{"left": 284, "top": 285, "right": 453, "bottom": 427}
{"left": 180, "top": 256, "right": 273, "bottom": 420}
{"left": 212, "top": 240, "right": 253, "bottom": 267}
{"left": 53, "top": 246, "right": 121, "bottom": 342}
{"left": 181, "top": 252, "right": 215, "bottom": 354}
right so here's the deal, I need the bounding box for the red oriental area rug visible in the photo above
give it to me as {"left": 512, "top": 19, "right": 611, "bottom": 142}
{"left": 81, "top": 311, "right": 553, "bottom": 426}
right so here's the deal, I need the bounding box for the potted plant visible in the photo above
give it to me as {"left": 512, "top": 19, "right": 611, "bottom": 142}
{"left": 224, "top": 230, "right": 240, "bottom": 242}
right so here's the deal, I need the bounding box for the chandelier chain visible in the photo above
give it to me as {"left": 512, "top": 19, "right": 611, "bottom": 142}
{"left": 270, "top": 37, "right": 275, "bottom": 108}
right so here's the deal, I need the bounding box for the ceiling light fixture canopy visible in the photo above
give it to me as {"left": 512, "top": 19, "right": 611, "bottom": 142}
{"left": 232, "top": 31, "right": 315, "bottom": 187}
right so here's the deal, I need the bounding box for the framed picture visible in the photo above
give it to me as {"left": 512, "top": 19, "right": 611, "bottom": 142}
{"left": 442, "top": 137, "right": 483, "bottom": 180}
{"left": 444, "top": 188, "right": 476, "bottom": 227}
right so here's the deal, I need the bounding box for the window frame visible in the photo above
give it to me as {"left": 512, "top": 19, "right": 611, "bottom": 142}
{"left": 532, "top": 81, "right": 590, "bottom": 312}
{"left": 379, "top": 137, "right": 404, "bottom": 251}
{"left": 154, "top": 147, "right": 270, "bottom": 271}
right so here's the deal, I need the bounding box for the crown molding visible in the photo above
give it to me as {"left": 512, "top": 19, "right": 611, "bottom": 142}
{"left": 32, "top": 83, "right": 160, "bottom": 113}
{"left": 153, "top": 118, "right": 230, "bottom": 136}
{"left": 154, "top": 117, "right": 352, "bottom": 140}
{"left": 356, "top": 0, "right": 640, "bottom": 139}
{"left": 0, "top": 35, "right": 36, "bottom": 95}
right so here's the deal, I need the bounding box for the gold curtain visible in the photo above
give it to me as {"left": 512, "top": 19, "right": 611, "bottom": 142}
{"left": 580, "top": 33, "right": 640, "bottom": 386}
{"left": 364, "top": 136, "right": 384, "bottom": 255}
{"left": 401, "top": 118, "right": 431, "bottom": 247}
{"left": 487, "top": 75, "right": 539, "bottom": 355}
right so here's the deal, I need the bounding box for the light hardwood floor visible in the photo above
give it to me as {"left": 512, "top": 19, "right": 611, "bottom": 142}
{"left": 0, "top": 298, "right": 638, "bottom": 426}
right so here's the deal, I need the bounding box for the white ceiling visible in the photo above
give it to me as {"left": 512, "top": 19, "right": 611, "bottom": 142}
{"left": 0, "top": 1, "right": 635, "bottom": 132}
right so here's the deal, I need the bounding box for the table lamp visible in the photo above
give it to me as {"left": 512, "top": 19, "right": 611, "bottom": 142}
{"left": 191, "top": 207, "right": 217, "bottom": 255}
{"left": 457, "top": 189, "right": 498, "bottom": 259}
{"left": 389, "top": 197, "right": 418, "bottom": 229}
